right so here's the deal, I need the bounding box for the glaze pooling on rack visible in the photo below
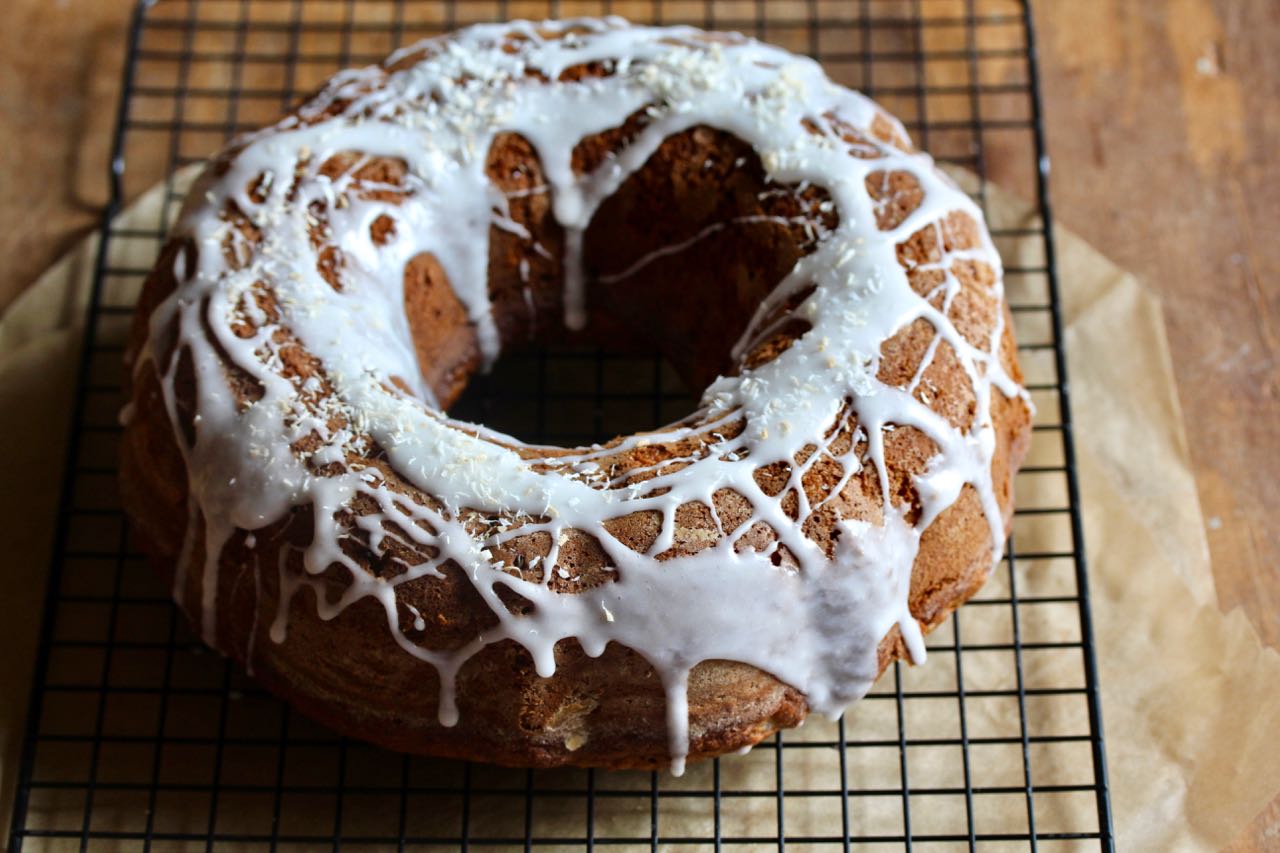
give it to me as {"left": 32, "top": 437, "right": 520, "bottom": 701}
{"left": 135, "top": 18, "right": 1022, "bottom": 773}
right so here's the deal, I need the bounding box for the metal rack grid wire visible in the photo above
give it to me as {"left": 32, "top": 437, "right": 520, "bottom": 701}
{"left": 8, "top": 0, "right": 1114, "bottom": 850}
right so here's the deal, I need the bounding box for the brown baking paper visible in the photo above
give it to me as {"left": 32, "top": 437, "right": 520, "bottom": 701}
{"left": 1, "top": 173, "right": 1278, "bottom": 852}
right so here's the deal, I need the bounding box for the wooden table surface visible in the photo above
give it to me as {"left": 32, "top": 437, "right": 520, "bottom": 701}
{"left": 1, "top": 0, "right": 1276, "bottom": 847}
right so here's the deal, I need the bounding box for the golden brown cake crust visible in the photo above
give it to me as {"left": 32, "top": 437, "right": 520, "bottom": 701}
{"left": 119, "top": 22, "right": 1032, "bottom": 770}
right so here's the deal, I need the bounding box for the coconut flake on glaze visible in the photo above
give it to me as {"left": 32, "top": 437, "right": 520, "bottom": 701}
{"left": 135, "top": 18, "right": 1024, "bottom": 774}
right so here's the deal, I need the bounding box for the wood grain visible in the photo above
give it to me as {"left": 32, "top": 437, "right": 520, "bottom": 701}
{"left": 0, "top": 1, "right": 1276, "bottom": 847}
{"left": 0, "top": 0, "right": 126, "bottom": 314}
{"left": 1036, "top": 0, "right": 1280, "bottom": 652}
{"left": 1034, "top": 3, "right": 1280, "bottom": 848}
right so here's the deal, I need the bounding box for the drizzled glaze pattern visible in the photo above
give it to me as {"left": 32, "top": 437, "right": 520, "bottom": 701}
{"left": 128, "top": 19, "right": 1027, "bottom": 773}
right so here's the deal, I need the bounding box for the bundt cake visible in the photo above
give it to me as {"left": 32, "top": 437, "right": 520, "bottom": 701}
{"left": 119, "top": 18, "right": 1032, "bottom": 772}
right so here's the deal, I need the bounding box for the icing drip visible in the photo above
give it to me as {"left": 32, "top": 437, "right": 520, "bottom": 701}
{"left": 136, "top": 18, "right": 1025, "bottom": 773}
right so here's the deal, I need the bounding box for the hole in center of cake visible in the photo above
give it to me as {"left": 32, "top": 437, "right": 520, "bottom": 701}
{"left": 448, "top": 346, "right": 698, "bottom": 447}
{"left": 403, "top": 124, "right": 837, "bottom": 444}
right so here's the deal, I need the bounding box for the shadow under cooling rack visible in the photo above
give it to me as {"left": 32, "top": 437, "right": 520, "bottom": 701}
{"left": 8, "top": 1, "right": 1113, "bottom": 850}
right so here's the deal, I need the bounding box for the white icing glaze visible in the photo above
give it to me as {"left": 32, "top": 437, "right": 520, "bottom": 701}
{"left": 135, "top": 18, "right": 1024, "bottom": 773}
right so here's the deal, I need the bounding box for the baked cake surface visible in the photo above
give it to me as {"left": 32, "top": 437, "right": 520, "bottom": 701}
{"left": 120, "top": 18, "right": 1032, "bottom": 771}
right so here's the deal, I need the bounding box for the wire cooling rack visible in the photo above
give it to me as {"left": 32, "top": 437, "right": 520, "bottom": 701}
{"left": 8, "top": 1, "right": 1114, "bottom": 849}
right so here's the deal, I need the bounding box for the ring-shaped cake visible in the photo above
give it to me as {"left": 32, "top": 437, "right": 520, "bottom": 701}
{"left": 121, "top": 18, "right": 1032, "bottom": 771}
